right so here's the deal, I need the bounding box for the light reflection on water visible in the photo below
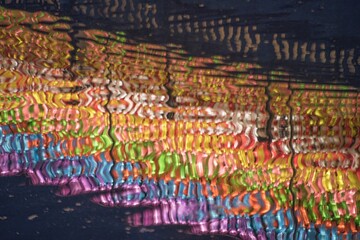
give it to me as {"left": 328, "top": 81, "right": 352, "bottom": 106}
{"left": 0, "top": 1, "right": 359, "bottom": 239}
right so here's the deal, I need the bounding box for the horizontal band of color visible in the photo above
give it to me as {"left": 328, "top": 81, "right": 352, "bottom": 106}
{"left": 126, "top": 200, "right": 358, "bottom": 238}
{"left": 1, "top": 97, "right": 357, "bottom": 154}
{"left": 1, "top": 130, "right": 358, "bottom": 192}
{"left": 2, "top": 148, "right": 358, "bottom": 225}
{"left": 0, "top": 146, "right": 292, "bottom": 193}
{"left": 2, "top": 133, "right": 357, "bottom": 193}
{"left": 95, "top": 189, "right": 295, "bottom": 231}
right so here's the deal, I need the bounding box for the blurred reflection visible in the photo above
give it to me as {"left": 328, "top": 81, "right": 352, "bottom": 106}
{"left": 0, "top": 4, "right": 359, "bottom": 240}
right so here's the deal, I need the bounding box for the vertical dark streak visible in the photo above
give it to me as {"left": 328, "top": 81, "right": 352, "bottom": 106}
{"left": 286, "top": 81, "right": 298, "bottom": 239}
{"left": 68, "top": 21, "right": 80, "bottom": 81}
{"left": 103, "top": 34, "right": 116, "bottom": 190}
{"left": 162, "top": 1, "right": 177, "bottom": 110}
{"left": 164, "top": 47, "right": 178, "bottom": 109}
{"left": 265, "top": 72, "right": 273, "bottom": 143}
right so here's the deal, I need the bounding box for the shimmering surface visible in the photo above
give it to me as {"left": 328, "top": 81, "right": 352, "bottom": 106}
{"left": 0, "top": 1, "right": 359, "bottom": 239}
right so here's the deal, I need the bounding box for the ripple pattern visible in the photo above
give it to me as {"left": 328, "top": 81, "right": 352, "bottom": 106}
{"left": 0, "top": 6, "right": 359, "bottom": 240}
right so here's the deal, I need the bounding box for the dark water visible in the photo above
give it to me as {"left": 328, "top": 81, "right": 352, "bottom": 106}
{"left": 0, "top": 1, "right": 359, "bottom": 239}
{"left": 1, "top": 176, "right": 227, "bottom": 240}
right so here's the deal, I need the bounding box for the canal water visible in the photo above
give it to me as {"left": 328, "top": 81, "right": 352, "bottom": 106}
{"left": 0, "top": 1, "right": 359, "bottom": 239}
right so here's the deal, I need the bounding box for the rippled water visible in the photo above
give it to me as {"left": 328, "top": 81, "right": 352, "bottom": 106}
{"left": 0, "top": 1, "right": 359, "bottom": 239}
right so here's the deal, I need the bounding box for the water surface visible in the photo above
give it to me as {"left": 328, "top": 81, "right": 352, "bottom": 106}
{"left": 0, "top": 1, "right": 359, "bottom": 239}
